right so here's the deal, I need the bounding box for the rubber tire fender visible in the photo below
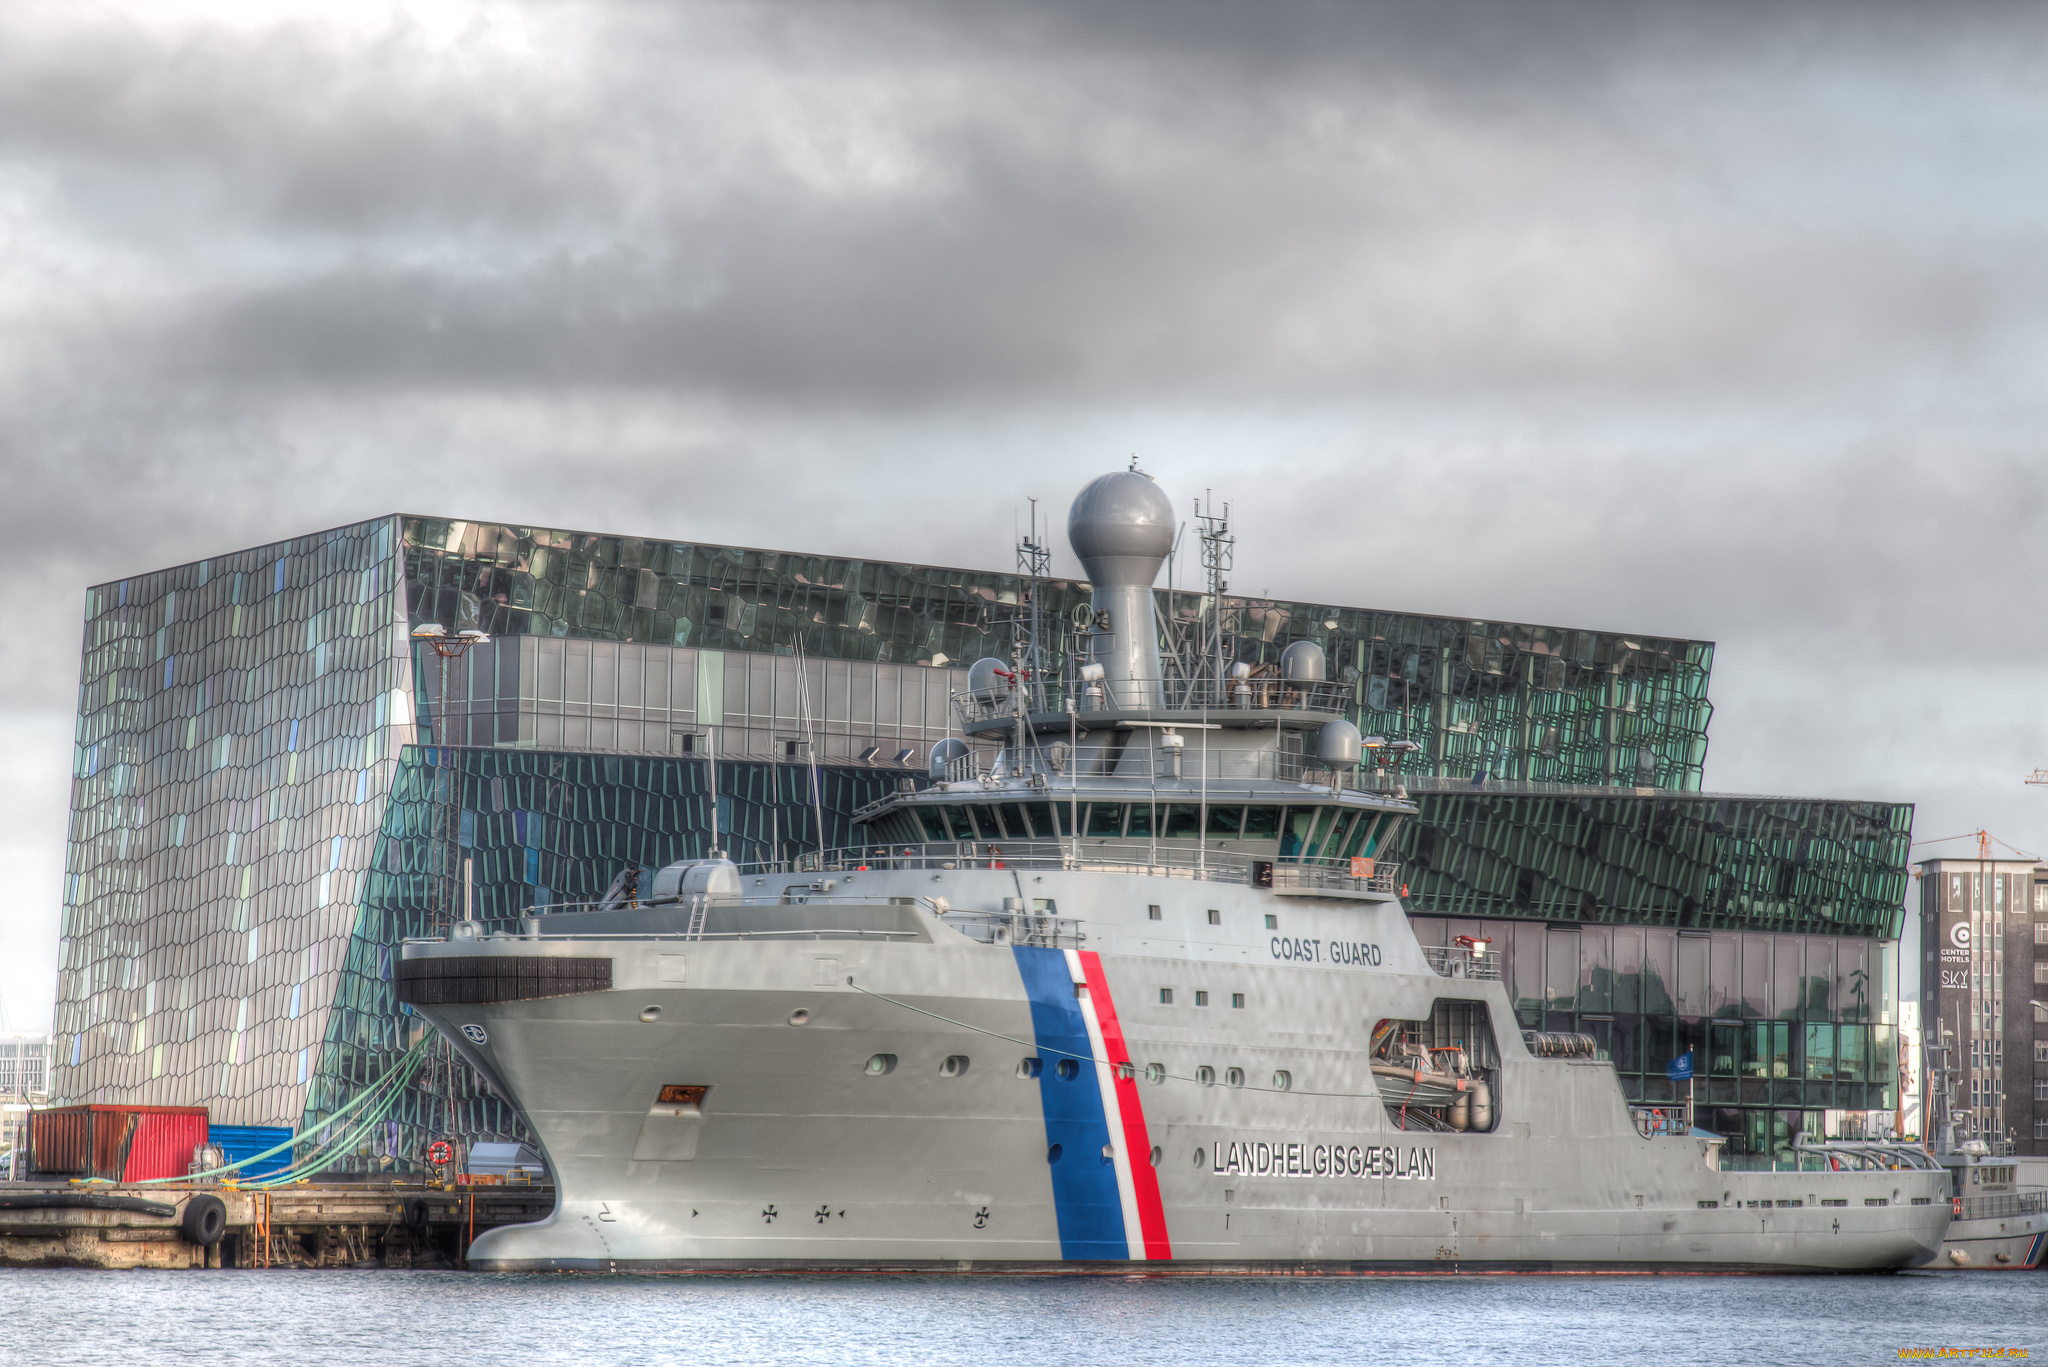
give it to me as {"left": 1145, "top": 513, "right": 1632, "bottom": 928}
{"left": 182, "top": 1194, "right": 227, "bottom": 1247}
{"left": 403, "top": 1196, "right": 431, "bottom": 1232}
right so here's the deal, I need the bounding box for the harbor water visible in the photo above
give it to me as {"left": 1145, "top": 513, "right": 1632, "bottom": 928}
{"left": 0, "top": 1269, "right": 2038, "bottom": 1366}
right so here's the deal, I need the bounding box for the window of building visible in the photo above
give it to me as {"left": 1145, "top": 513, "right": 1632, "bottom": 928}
{"left": 1195, "top": 990, "right": 1209, "bottom": 1007}
{"left": 2035, "top": 1041, "right": 2048, "bottom": 1063}
{"left": 2035, "top": 962, "right": 2048, "bottom": 984}
{"left": 2035, "top": 1079, "right": 2048, "bottom": 1101}
{"left": 1231, "top": 993, "right": 1245, "bottom": 1009}
{"left": 1207, "top": 909, "right": 1221, "bottom": 925}
{"left": 2034, "top": 921, "right": 2048, "bottom": 944}
{"left": 2037, "top": 1119, "right": 2048, "bottom": 1139}
{"left": 1159, "top": 988, "right": 1173, "bottom": 1005}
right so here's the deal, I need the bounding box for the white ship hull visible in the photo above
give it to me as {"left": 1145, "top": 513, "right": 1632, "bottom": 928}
{"left": 408, "top": 866, "right": 1949, "bottom": 1273}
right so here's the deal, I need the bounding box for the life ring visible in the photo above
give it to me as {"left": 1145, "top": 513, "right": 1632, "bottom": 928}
{"left": 427, "top": 1140, "right": 454, "bottom": 1166}
{"left": 181, "top": 1194, "right": 227, "bottom": 1247}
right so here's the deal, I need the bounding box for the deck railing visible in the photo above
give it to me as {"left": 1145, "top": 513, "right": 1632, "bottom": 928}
{"left": 1419, "top": 945, "right": 1503, "bottom": 980}
{"left": 1960, "top": 1189, "right": 2048, "bottom": 1221}
{"left": 938, "top": 746, "right": 1411, "bottom": 796}
{"left": 1629, "top": 1103, "right": 1693, "bottom": 1139}
{"left": 952, "top": 677, "right": 1354, "bottom": 730}
{"left": 782, "top": 842, "right": 1399, "bottom": 895}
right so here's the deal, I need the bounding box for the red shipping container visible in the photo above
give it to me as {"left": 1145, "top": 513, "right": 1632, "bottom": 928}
{"left": 122, "top": 1111, "right": 212, "bottom": 1182}
{"left": 29, "top": 1105, "right": 209, "bottom": 1181}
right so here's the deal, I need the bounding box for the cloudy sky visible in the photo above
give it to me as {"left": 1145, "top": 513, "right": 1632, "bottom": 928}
{"left": 3, "top": 0, "right": 2045, "bottom": 1027}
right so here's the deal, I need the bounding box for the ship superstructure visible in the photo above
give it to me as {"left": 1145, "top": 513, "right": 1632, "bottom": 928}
{"left": 401, "top": 470, "right": 1949, "bottom": 1272}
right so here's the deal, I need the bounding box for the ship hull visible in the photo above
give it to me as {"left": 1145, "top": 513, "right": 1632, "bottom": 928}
{"left": 409, "top": 871, "right": 1948, "bottom": 1275}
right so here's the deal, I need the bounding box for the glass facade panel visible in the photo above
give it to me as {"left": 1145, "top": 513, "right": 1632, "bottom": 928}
{"left": 1545, "top": 932, "right": 1579, "bottom": 1015}
{"left": 400, "top": 519, "right": 1713, "bottom": 789}
{"left": 1399, "top": 791, "right": 1910, "bottom": 939}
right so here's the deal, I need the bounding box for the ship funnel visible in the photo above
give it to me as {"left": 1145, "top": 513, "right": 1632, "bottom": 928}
{"left": 1068, "top": 470, "right": 1174, "bottom": 708}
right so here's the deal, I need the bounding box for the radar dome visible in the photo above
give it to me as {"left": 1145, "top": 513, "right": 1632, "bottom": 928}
{"left": 1067, "top": 470, "right": 1175, "bottom": 588}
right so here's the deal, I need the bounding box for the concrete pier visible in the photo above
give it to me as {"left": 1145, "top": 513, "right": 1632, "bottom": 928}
{"left": 0, "top": 1183, "right": 554, "bottom": 1269}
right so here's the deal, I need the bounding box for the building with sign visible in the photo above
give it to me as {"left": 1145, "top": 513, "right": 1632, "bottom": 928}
{"left": 1915, "top": 857, "right": 2048, "bottom": 1154}
{"left": 51, "top": 508, "right": 1911, "bottom": 1170}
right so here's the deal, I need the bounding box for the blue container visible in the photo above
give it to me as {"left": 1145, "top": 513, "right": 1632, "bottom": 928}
{"left": 209, "top": 1124, "right": 295, "bottom": 1181}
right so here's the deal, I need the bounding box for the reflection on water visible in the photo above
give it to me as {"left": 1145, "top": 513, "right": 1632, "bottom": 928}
{"left": 0, "top": 1268, "right": 2038, "bottom": 1367}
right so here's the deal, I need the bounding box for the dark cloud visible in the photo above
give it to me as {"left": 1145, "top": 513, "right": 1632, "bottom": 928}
{"left": 3, "top": 0, "right": 2047, "bottom": 1022}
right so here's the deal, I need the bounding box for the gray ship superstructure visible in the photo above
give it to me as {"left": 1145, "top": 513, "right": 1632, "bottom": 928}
{"left": 402, "top": 471, "right": 1949, "bottom": 1272}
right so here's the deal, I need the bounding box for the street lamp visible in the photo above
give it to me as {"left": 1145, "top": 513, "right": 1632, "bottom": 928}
{"left": 410, "top": 623, "right": 491, "bottom": 933}
{"left": 410, "top": 623, "right": 491, "bottom": 1171}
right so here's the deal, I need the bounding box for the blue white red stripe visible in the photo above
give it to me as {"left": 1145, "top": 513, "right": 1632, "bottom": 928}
{"left": 1072, "top": 948, "right": 1172, "bottom": 1259}
{"left": 1011, "top": 945, "right": 1172, "bottom": 1261}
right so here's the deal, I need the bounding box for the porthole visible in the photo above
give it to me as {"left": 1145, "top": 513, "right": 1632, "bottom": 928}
{"left": 1145, "top": 1062, "right": 1165, "bottom": 1084}
{"left": 1225, "top": 1067, "right": 1244, "bottom": 1088}
{"left": 864, "top": 1053, "right": 897, "bottom": 1076}
{"left": 1149, "top": 1145, "right": 1162, "bottom": 1167}
{"left": 1114, "top": 1062, "right": 1135, "bottom": 1080}
{"left": 1055, "top": 1059, "right": 1079, "bottom": 1081}
{"left": 638, "top": 1006, "right": 662, "bottom": 1023}
{"left": 1016, "top": 1057, "right": 1043, "bottom": 1079}
{"left": 1047, "top": 1143, "right": 1063, "bottom": 1163}
{"left": 940, "top": 1055, "right": 970, "bottom": 1078}
{"left": 787, "top": 1009, "right": 810, "bottom": 1026}
{"left": 1197, "top": 1066, "right": 1215, "bottom": 1086}
{"left": 1193, "top": 1148, "right": 1206, "bottom": 1168}
{"left": 1272, "top": 1070, "right": 1291, "bottom": 1091}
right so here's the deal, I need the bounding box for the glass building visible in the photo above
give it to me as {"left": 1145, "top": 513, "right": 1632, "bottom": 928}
{"left": 50, "top": 513, "right": 1908, "bottom": 1170}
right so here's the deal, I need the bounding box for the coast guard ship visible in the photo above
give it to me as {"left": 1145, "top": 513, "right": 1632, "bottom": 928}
{"left": 400, "top": 470, "right": 1949, "bottom": 1272}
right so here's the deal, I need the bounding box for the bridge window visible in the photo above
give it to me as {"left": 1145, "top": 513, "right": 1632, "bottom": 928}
{"left": 1242, "top": 806, "right": 1281, "bottom": 839}
{"left": 1166, "top": 804, "right": 1201, "bottom": 838}
{"left": 1086, "top": 803, "right": 1126, "bottom": 838}
{"left": 1206, "top": 806, "right": 1244, "bottom": 837}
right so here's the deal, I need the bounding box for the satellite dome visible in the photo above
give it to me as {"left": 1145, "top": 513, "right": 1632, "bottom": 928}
{"left": 1067, "top": 470, "right": 1175, "bottom": 588}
